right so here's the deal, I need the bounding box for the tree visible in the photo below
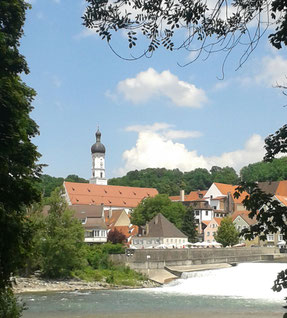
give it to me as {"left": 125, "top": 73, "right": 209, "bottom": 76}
{"left": 211, "top": 166, "right": 239, "bottom": 185}
{"left": 107, "top": 228, "right": 126, "bottom": 244}
{"left": 183, "top": 168, "right": 212, "bottom": 193}
{"left": 240, "top": 157, "right": 287, "bottom": 183}
{"left": 39, "top": 188, "right": 86, "bottom": 278}
{"left": 82, "top": 0, "right": 286, "bottom": 64}
{"left": 0, "top": 0, "right": 41, "bottom": 292}
{"left": 214, "top": 217, "right": 239, "bottom": 247}
{"left": 131, "top": 194, "right": 186, "bottom": 229}
{"left": 181, "top": 207, "right": 197, "bottom": 242}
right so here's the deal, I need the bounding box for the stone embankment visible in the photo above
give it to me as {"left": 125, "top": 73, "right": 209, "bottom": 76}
{"left": 13, "top": 276, "right": 159, "bottom": 294}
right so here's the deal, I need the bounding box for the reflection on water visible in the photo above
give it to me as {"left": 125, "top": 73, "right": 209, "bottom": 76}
{"left": 21, "top": 263, "right": 287, "bottom": 318}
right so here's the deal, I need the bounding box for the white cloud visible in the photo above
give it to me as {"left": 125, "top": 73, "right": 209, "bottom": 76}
{"left": 115, "top": 68, "right": 207, "bottom": 108}
{"left": 240, "top": 55, "right": 287, "bottom": 87}
{"left": 119, "top": 129, "right": 265, "bottom": 175}
{"left": 254, "top": 56, "right": 287, "bottom": 87}
{"left": 125, "top": 122, "right": 202, "bottom": 140}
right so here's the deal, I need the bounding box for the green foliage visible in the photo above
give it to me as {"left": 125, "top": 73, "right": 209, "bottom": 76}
{"left": 0, "top": 0, "right": 42, "bottom": 289}
{"left": 85, "top": 243, "right": 125, "bottom": 270}
{"left": 39, "top": 188, "right": 86, "bottom": 278}
{"left": 0, "top": 288, "right": 24, "bottom": 318}
{"left": 210, "top": 166, "right": 239, "bottom": 185}
{"left": 183, "top": 168, "right": 212, "bottom": 193}
{"left": 37, "top": 174, "right": 88, "bottom": 198}
{"left": 131, "top": 194, "right": 186, "bottom": 229}
{"left": 85, "top": 245, "right": 111, "bottom": 270}
{"left": 109, "top": 167, "right": 240, "bottom": 196}
{"left": 83, "top": 0, "right": 285, "bottom": 64}
{"left": 109, "top": 168, "right": 184, "bottom": 195}
{"left": 240, "top": 157, "right": 287, "bottom": 183}
{"left": 264, "top": 125, "right": 287, "bottom": 161}
{"left": 73, "top": 244, "right": 144, "bottom": 286}
{"left": 214, "top": 217, "right": 239, "bottom": 247}
{"left": 181, "top": 207, "right": 197, "bottom": 242}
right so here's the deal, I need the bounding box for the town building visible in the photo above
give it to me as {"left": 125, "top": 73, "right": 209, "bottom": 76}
{"left": 204, "top": 182, "right": 248, "bottom": 214}
{"left": 70, "top": 205, "right": 107, "bottom": 243}
{"left": 131, "top": 213, "right": 188, "bottom": 249}
{"left": 203, "top": 217, "right": 222, "bottom": 243}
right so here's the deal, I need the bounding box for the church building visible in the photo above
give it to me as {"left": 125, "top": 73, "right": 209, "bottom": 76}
{"left": 89, "top": 128, "right": 107, "bottom": 185}
{"left": 63, "top": 129, "right": 158, "bottom": 212}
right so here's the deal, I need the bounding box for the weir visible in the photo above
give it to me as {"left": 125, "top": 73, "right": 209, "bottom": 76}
{"left": 110, "top": 247, "right": 286, "bottom": 284}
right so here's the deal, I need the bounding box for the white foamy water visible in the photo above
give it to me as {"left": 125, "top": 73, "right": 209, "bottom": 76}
{"left": 151, "top": 263, "right": 287, "bottom": 300}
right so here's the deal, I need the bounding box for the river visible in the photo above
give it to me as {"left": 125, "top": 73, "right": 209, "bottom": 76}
{"left": 21, "top": 263, "right": 287, "bottom": 318}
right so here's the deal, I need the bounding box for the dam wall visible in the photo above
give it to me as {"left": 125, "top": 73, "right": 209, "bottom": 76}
{"left": 110, "top": 247, "right": 281, "bottom": 270}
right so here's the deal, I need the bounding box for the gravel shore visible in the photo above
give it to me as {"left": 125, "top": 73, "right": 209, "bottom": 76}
{"left": 13, "top": 276, "right": 159, "bottom": 294}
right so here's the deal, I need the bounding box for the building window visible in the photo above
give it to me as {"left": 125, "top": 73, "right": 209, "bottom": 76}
{"left": 279, "top": 234, "right": 284, "bottom": 241}
{"left": 205, "top": 211, "right": 208, "bottom": 216}
{"left": 100, "top": 172, "right": 103, "bottom": 178}
{"left": 207, "top": 232, "right": 210, "bottom": 236}
{"left": 196, "top": 211, "right": 199, "bottom": 216}
{"left": 213, "top": 206, "right": 216, "bottom": 210}
{"left": 267, "top": 234, "right": 274, "bottom": 241}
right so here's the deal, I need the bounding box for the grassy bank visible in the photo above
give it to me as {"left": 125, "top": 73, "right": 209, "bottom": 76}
{"left": 72, "top": 265, "right": 146, "bottom": 287}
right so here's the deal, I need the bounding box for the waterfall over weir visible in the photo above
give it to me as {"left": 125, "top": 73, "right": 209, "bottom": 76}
{"left": 22, "top": 262, "right": 287, "bottom": 318}
{"left": 155, "top": 263, "right": 287, "bottom": 300}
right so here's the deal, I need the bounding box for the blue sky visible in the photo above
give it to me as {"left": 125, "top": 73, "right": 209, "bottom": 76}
{"left": 22, "top": 0, "right": 287, "bottom": 180}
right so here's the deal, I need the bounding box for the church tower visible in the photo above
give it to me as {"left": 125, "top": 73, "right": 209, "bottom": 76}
{"left": 89, "top": 129, "right": 107, "bottom": 185}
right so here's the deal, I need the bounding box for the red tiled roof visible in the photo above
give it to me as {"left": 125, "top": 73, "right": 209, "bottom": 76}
{"left": 275, "top": 195, "right": 287, "bottom": 207}
{"left": 202, "top": 220, "right": 210, "bottom": 226}
{"left": 213, "top": 217, "right": 222, "bottom": 225}
{"left": 64, "top": 182, "right": 158, "bottom": 208}
{"left": 214, "top": 183, "right": 248, "bottom": 204}
{"left": 275, "top": 181, "right": 287, "bottom": 196}
{"left": 187, "top": 190, "right": 207, "bottom": 201}
{"left": 170, "top": 190, "right": 207, "bottom": 202}
{"left": 110, "top": 225, "right": 139, "bottom": 239}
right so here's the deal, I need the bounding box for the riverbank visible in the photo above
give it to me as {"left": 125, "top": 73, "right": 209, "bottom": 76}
{"left": 13, "top": 276, "right": 159, "bottom": 294}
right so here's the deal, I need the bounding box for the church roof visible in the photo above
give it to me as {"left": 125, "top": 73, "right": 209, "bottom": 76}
{"left": 64, "top": 182, "right": 158, "bottom": 208}
{"left": 91, "top": 129, "right": 105, "bottom": 154}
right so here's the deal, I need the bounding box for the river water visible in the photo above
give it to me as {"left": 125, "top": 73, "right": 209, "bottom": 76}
{"left": 21, "top": 263, "right": 287, "bottom": 318}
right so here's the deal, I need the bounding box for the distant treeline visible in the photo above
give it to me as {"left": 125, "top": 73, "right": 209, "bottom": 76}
{"left": 39, "top": 157, "right": 287, "bottom": 197}
{"left": 38, "top": 174, "right": 88, "bottom": 197}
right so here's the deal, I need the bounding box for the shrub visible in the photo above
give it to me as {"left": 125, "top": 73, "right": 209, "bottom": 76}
{"left": 0, "top": 288, "right": 24, "bottom": 318}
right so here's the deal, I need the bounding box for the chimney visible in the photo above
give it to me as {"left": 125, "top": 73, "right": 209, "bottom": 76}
{"left": 180, "top": 190, "right": 185, "bottom": 201}
{"left": 109, "top": 207, "right": 112, "bottom": 219}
